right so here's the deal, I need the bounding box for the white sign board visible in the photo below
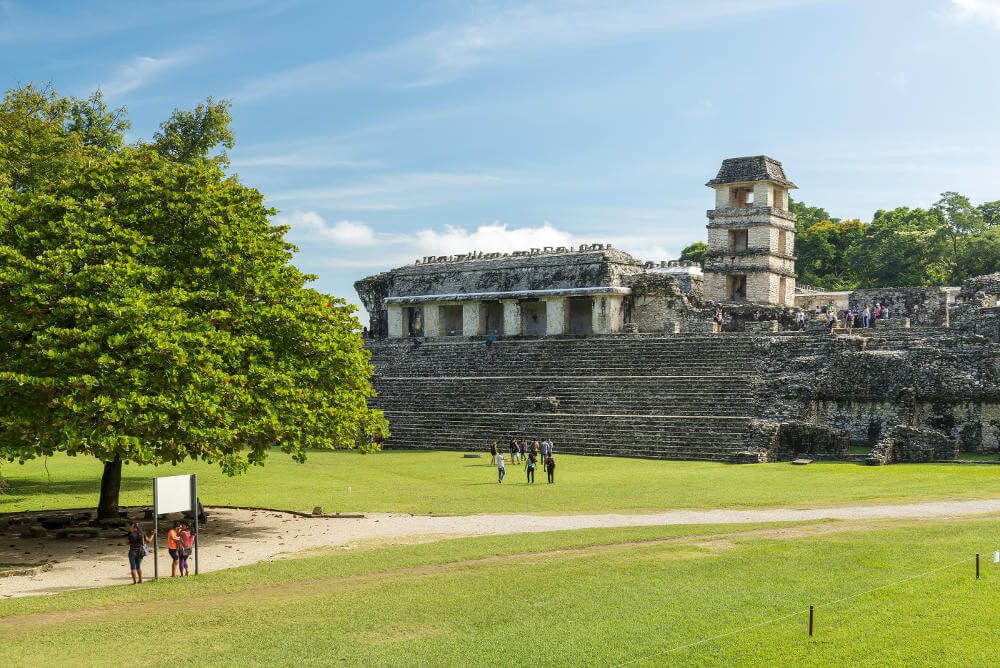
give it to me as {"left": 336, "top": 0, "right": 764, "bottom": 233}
{"left": 154, "top": 474, "right": 194, "bottom": 514}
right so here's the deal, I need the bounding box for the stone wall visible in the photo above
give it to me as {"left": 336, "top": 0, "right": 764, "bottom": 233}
{"left": 794, "top": 291, "right": 851, "bottom": 312}
{"left": 747, "top": 328, "right": 1000, "bottom": 461}
{"left": 848, "top": 287, "right": 951, "bottom": 326}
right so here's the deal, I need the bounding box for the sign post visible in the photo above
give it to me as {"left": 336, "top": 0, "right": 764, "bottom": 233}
{"left": 152, "top": 474, "right": 199, "bottom": 579}
{"left": 152, "top": 479, "right": 159, "bottom": 580}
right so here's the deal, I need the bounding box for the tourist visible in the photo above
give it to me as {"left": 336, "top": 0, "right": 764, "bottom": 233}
{"left": 485, "top": 334, "right": 494, "bottom": 348}
{"left": 520, "top": 438, "right": 529, "bottom": 462}
{"left": 125, "top": 521, "right": 154, "bottom": 585}
{"left": 167, "top": 521, "right": 183, "bottom": 577}
{"left": 545, "top": 455, "right": 555, "bottom": 483}
{"left": 178, "top": 522, "right": 195, "bottom": 576}
{"left": 881, "top": 304, "right": 890, "bottom": 319}
{"left": 497, "top": 451, "right": 505, "bottom": 483}
{"left": 825, "top": 309, "right": 837, "bottom": 332}
{"left": 795, "top": 309, "right": 806, "bottom": 330}
{"left": 542, "top": 437, "right": 553, "bottom": 459}
{"left": 490, "top": 440, "right": 498, "bottom": 465}
{"left": 532, "top": 440, "right": 540, "bottom": 460}
{"left": 874, "top": 303, "right": 882, "bottom": 319}
{"left": 713, "top": 309, "right": 724, "bottom": 329}
{"left": 525, "top": 451, "right": 536, "bottom": 484}
{"left": 862, "top": 304, "right": 871, "bottom": 328}
{"left": 845, "top": 308, "right": 855, "bottom": 333}
{"left": 509, "top": 437, "right": 519, "bottom": 463}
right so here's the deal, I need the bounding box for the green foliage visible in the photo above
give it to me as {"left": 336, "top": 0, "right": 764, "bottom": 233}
{"left": 0, "top": 84, "right": 386, "bottom": 489}
{"left": 791, "top": 192, "right": 1000, "bottom": 289}
{"left": 65, "top": 90, "right": 130, "bottom": 151}
{"left": 147, "top": 97, "right": 235, "bottom": 167}
{"left": 678, "top": 241, "right": 706, "bottom": 267}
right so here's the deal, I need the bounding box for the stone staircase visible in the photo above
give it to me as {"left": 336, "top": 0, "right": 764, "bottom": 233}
{"left": 367, "top": 335, "right": 760, "bottom": 461}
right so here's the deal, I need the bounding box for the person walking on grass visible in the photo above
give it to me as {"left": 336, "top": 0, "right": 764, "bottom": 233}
{"left": 545, "top": 455, "right": 556, "bottom": 483}
{"left": 509, "top": 438, "right": 519, "bottom": 464}
{"left": 178, "top": 522, "right": 196, "bottom": 576}
{"left": 490, "top": 440, "right": 498, "bottom": 466}
{"left": 525, "top": 451, "right": 536, "bottom": 484}
{"left": 497, "top": 452, "right": 506, "bottom": 483}
{"left": 167, "top": 521, "right": 182, "bottom": 577}
{"left": 532, "top": 440, "right": 540, "bottom": 461}
{"left": 520, "top": 438, "right": 529, "bottom": 463}
{"left": 126, "top": 521, "right": 154, "bottom": 584}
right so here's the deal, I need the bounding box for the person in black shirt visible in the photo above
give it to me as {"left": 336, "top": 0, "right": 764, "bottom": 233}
{"left": 545, "top": 456, "right": 556, "bottom": 483}
{"left": 125, "top": 521, "right": 155, "bottom": 584}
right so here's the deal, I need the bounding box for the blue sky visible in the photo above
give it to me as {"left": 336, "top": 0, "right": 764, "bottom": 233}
{"left": 3, "top": 0, "right": 1000, "bottom": 311}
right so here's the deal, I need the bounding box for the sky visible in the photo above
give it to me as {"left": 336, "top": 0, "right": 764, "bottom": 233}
{"left": 3, "top": 0, "right": 1000, "bottom": 313}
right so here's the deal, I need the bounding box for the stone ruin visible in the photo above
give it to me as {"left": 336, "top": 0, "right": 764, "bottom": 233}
{"left": 355, "top": 156, "right": 1000, "bottom": 464}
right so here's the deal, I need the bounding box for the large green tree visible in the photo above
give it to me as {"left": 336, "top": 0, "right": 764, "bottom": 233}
{"left": 0, "top": 85, "right": 387, "bottom": 516}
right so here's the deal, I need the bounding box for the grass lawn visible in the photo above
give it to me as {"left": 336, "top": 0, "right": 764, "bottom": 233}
{"left": 1, "top": 517, "right": 998, "bottom": 666}
{"left": 4, "top": 450, "right": 1000, "bottom": 516}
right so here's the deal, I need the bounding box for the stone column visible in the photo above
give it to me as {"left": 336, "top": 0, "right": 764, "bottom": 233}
{"left": 501, "top": 299, "right": 522, "bottom": 336}
{"left": 542, "top": 297, "right": 568, "bottom": 335}
{"left": 386, "top": 304, "right": 404, "bottom": 338}
{"left": 423, "top": 303, "right": 442, "bottom": 337}
{"left": 592, "top": 295, "right": 624, "bottom": 335}
{"left": 462, "top": 301, "right": 484, "bottom": 336}
{"left": 752, "top": 181, "right": 774, "bottom": 207}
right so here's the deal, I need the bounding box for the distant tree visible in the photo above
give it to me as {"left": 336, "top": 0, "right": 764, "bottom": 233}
{"left": 147, "top": 97, "right": 235, "bottom": 167}
{"left": 0, "top": 84, "right": 387, "bottom": 518}
{"left": 679, "top": 241, "right": 707, "bottom": 267}
{"left": 979, "top": 200, "right": 1000, "bottom": 227}
{"left": 789, "top": 197, "right": 839, "bottom": 232}
{"left": 795, "top": 218, "right": 865, "bottom": 289}
{"left": 845, "top": 207, "right": 948, "bottom": 287}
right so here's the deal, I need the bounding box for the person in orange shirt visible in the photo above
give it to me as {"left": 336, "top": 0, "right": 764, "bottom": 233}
{"left": 167, "top": 521, "right": 183, "bottom": 577}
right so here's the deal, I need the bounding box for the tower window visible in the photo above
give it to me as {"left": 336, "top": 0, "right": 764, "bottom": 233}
{"left": 729, "top": 229, "right": 748, "bottom": 252}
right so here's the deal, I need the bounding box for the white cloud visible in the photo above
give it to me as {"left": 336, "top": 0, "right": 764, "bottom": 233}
{"left": 236, "top": 0, "right": 818, "bottom": 100}
{"left": 100, "top": 49, "right": 200, "bottom": 96}
{"left": 275, "top": 211, "right": 378, "bottom": 245}
{"left": 279, "top": 211, "right": 685, "bottom": 273}
{"left": 413, "top": 221, "right": 575, "bottom": 256}
{"left": 951, "top": 0, "right": 1000, "bottom": 28}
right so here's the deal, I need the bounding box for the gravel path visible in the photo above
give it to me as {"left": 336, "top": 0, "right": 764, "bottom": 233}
{"left": 4, "top": 498, "right": 1000, "bottom": 599}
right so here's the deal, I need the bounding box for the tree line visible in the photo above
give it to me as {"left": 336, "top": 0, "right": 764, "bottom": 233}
{"left": 679, "top": 193, "right": 1000, "bottom": 290}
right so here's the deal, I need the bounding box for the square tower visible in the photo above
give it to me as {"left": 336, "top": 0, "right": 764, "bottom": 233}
{"left": 702, "top": 156, "right": 797, "bottom": 306}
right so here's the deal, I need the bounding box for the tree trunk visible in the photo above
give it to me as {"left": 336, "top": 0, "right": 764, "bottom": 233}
{"left": 97, "top": 456, "right": 122, "bottom": 519}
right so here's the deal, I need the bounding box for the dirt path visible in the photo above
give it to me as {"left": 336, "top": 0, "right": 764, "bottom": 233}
{"left": 3, "top": 498, "right": 1000, "bottom": 599}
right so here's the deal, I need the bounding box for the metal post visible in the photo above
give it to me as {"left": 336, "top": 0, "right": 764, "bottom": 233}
{"left": 808, "top": 606, "right": 814, "bottom": 636}
{"left": 977, "top": 553, "right": 980, "bottom": 579}
{"left": 191, "top": 474, "right": 199, "bottom": 575}
{"left": 152, "top": 479, "right": 159, "bottom": 580}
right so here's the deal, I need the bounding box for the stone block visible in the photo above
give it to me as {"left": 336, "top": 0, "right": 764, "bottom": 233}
{"left": 746, "top": 320, "right": 779, "bottom": 333}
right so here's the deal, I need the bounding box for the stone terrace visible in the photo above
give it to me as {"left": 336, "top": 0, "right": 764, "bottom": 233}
{"left": 367, "top": 334, "right": 759, "bottom": 461}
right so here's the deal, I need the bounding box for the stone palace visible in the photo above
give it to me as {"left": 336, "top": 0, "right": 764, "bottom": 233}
{"left": 355, "top": 156, "right": 1000, "bottom": 464}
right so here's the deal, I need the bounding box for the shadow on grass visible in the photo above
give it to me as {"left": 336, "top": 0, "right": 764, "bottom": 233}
{"left": 0, "top": 476, "right": 151, "bottom": 500}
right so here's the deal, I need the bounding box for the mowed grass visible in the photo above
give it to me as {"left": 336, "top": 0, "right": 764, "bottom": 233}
{"left": 1, "top": 517, "right": 999, "bottom": 666}
{"left": 4, "top": 450, "right": 1000, "bottom": 516}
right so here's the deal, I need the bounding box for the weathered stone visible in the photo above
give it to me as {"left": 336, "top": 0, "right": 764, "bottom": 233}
{"left": 20, "top": 524, "right": 48, "bottom": 539}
